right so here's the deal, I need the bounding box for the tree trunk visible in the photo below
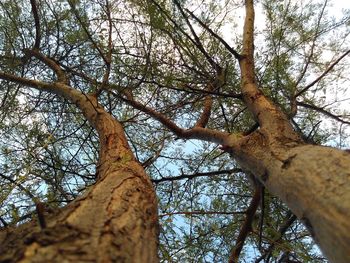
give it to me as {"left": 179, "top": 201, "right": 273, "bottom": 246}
{"left": 0, "top": 85, "right": 159, "bottom": 262}
{"left": 229, "top": 128, "right": 350, "bottom": 263}
{"left": 232, "top": 1, "right": 350, "bottom": 262}
{"left": 267, "top": 145, "right": 350, "bottom": 263}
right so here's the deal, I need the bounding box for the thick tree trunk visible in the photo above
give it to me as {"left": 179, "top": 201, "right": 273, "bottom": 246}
{"left": 0, "top": 162, "right": 159, "bottom": 262}
{"left": 0, "top": 84, "right": 159, "bottom": 262}
{"left": 229, "top": 128, "right": 350, "bottom": 263}
{"left": 233, "top": 1, "right": 350, "bottom": 262}
{"left": 266, "top": 145, "right": 350, "bottom": 263}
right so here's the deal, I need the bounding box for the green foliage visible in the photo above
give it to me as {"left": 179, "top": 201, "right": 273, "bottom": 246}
{"left": 0, "top": 0, "right": 349, "bottom": 261}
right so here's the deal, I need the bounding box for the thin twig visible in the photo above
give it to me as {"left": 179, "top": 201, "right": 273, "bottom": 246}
{"left": 67, "top": 0, "right": 109, "bottom": 65}
{"left": 185, "top": 8, "right": 242, "bottom": 60}
{"left": 152, "top": 168, "right": 242, "bottom": 183}
{"left": 295, "top": 49, "right": 350, "bottom": 97}
{"left": 255, "top": 213, "right": 297, "bottom": 263}
{"left": 159, "top": 210, "right": 246, "bottom": 218}
{"left": 173, "top": 0, "right": 219, "bottom": 69}
{"left": 297, "top": 101, "right": 350, "bottom": 125}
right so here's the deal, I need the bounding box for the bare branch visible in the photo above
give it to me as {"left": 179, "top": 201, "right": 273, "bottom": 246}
{"left": 24, "top": 49, "right": 68, "bottom": 83}
{"left": 185, "top": 8, "right": 242, "bottom": 60}
{"left": 229, "top": 184, "right": 261, "bottom": 263}
{"left": 195, "top": 92, "right": 213, "bottom": 128}
{"left": 195, "top": 68, "right": 227, "bottom": 128}
{"left": 152, "top": 168, "right": 242, "bottom": 183}
{"left": 0, "top": 71, "right": 52, "bottom": 89}
{"left": 0, "top": 71, "right": 82, "bottom": 107}
{"left": 241, "top": 0, "right": 255, "bottom": 81}
{"left": 219, "top": 103, "right": 231, "bottom": 132}
{"left": 159, "top": 210, "right": 246, "bottom": 218}
{"left": 113, "top": 90, "right": 232, "bottom": 145}
{"left": 297, "top": 101, "right": 350, "bottom": 125}
{"left": 295, "top": 49, "right": 350, "bottom": 97}
{"left": 30, "top": 0, "right": 41, "bottom": 49}
{"left": 238, "top": 1, "right": 300, "bottom": 141}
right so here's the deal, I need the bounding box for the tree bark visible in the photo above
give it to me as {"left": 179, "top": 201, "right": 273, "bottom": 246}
{"left": 227, "top": 1, "right": 350, "bottom": 262}
{"left": 228, "top": 129, "right": 350, "bottom": 263}
{"left": 265, "top": 145, "right": 350, "bottom": 263}
{"left": 0, "top": 1, "right": 349, "bottom": 262}
{"left": 0, "top": 83, "right": 159, "bottom": 262}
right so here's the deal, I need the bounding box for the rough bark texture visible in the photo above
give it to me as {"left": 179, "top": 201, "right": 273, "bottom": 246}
{"left": 228, "top": 129, "right": 350, "bottom": 263}
{"left": 0, "top": 84, "right": 159, "bottom": 262}
{"left": 226, "top": 1, "right": 350, "bottom": 262}
{"left": 267, "top": 145, "right": 350, "bottom": 263}
{"left": 0, "top": 165, "right": 159, "bottom": 262}
{"left": 0, "top": 1, "right": 349, "bottom": 262}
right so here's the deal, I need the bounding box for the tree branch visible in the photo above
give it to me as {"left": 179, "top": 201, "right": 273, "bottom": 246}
{"left": 297, "top": 101, "right": 350, "bottom": 125}
{"left": 294, "top": 0, "right": 328, "bottom": 88}
{"left": 295, "top": 49, "right": 350, "bottom": 97}
{"left": 24, "top": 49, "right": 68, "bottom": 83}
{"left": 113, "top": 90, "right": 232, "bottom": 145}
{"left": 0, "top": 173, "right": 36, "bottom": 200}
{"left": 159, "top": 210, "right": 246, "bottom": 218}
{"left": 0, "top": 72, "right": 84, "bottom": 108}
{"left": 194, "top": 92, "right": 213, "bottom": 128}
{"left": 255, "top": 213, "right": 297, "bottom": 263}
{"left": 142, "top": 140, "right": 165, "bottom": 168}
{"left": 30, "top": 0, "right": 41, "bottom": 49}
{"left": 177, "top": 82, "right": 242, "bottom": 99}
{"left": 152, "top": 168, "right": 242, "bottom": 183}
{"left": 185, "top": 8, "right": 242, "bottom": 60}
{"left": 67, "top": 0, "right": 109, "bottom": 65}
{"left": 194, "top": 69, "right": 226, "bottom": 128}
{"left": 240, "top": 0, "right": 255, "bottom": 82}
{"left": 173, "top": 0, "right": 219, "bottom": 70}
{"left": 97, "top": 0, "right": 113, "bottom": 95}
{"left": 229, "top": 184, "right": 261, "bottom": 263}
{"left": 0, "top": 173, "right": 47, "bottom": 228}
{"left": 238, "top": 0, "right": 300, "bottom": 141}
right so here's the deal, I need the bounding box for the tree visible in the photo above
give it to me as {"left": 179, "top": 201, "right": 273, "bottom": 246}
{"left": 0, "top": 0, "right": 349, "bottom": 262}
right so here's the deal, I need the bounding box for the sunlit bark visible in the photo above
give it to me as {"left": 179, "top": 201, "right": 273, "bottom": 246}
{"left": 0, "top": 78, "right": 159, "bottom": 263}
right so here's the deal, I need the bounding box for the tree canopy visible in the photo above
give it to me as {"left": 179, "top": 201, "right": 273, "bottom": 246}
{"left": 0, "top": 0, "right": 349, "bottom": 262}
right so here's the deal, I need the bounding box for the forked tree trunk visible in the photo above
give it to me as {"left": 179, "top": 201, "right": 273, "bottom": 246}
{"left": 227, "top": 1, "right": 350, "bottom": 262}
{"left": 0, "top": 84, "right": 159, "bottom": 262}
{"left": 1, "top": 0, "right": 349, "bottom": 261}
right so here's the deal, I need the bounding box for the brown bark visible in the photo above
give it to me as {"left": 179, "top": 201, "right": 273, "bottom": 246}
{"left": 226, "top": 2, "right": 350, "bottom": 262}
{"left": 1, "top": 1, "right": 349, "bottom": 262}
{"left": 0, "top": 81, "right": 159, "bottom": 262}
{"left": 229, "top": 185, "right": 261, "bottom": 263}
{"left": 228, "top": 128, "right": 350, "bottom": 263}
